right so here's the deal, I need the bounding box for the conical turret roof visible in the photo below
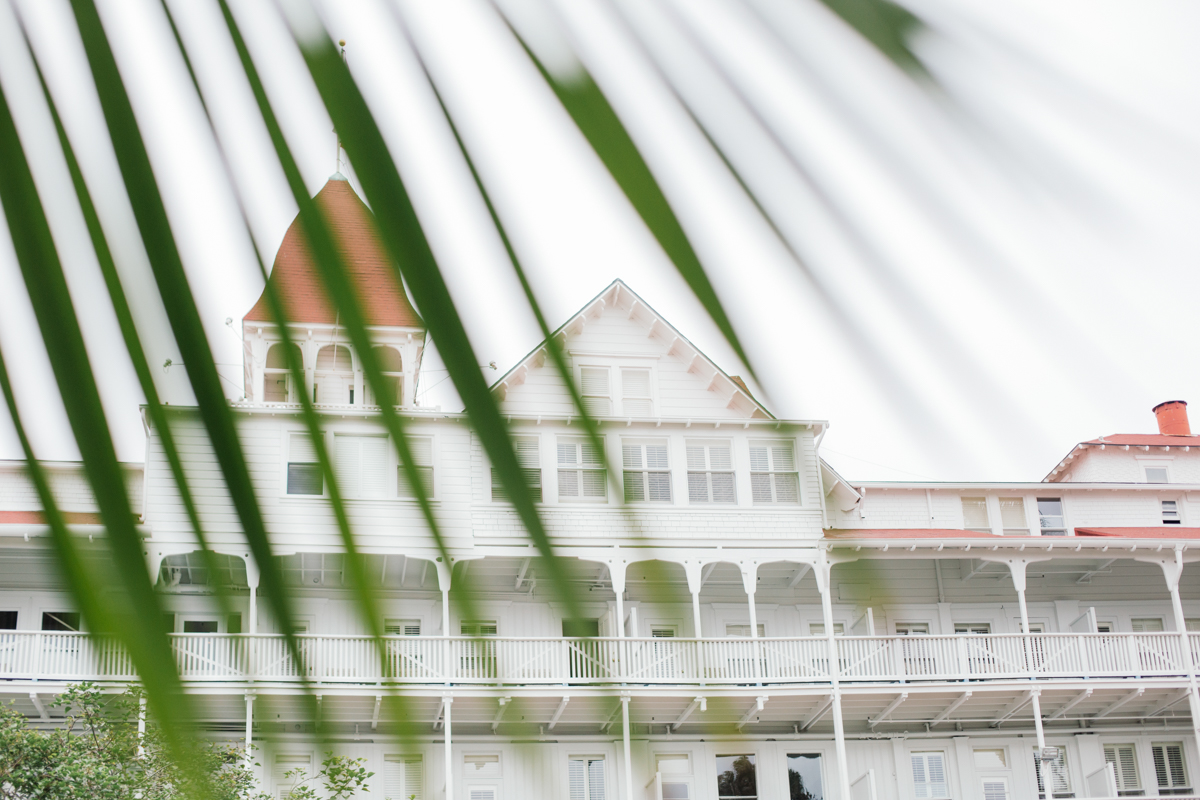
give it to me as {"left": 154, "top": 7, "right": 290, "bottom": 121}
{"left": 244, "top": 175, "right": 422, "bottom": 328}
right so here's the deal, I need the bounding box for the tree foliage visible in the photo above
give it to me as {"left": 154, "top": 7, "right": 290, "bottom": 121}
{"left": 0, "top": 684, "right": 261, "bottom": 800}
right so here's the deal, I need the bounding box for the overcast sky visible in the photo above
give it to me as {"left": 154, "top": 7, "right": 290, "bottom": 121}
{"left": 0, "top": 0, "right": 1198, "bottom": 483}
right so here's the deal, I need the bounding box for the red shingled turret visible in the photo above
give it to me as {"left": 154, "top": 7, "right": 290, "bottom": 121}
{"left": 244, "top": 174, "right": 422, "bottom": 329}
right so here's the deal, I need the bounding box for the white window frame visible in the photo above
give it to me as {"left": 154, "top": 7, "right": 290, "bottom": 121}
{"left": 1036, "top": 497, "right": 1068, "bottom": 536}
{"left": 1142, "top": 463, "right": 1172, "bottom": 484}
{"left": 961, "top": 496, "right": 990, "bottom": 532}
{"left": 998, "top": 496, "right": 1029, "bottom": 535}
{"left": 1152, "top": 742, "right": 1191, "bottom": 794}
{"left": 397, "top": 435, "right": 435, "bottom": 501}
{"left": 748, "top": 439, "right": 801, "bottom": 505}
{"left": 1032, "top": 745, "right": 1071, "bottom": 798}
{"left": 619, "top": 367, "right": 655, "bottom": 417}
{"left": 1104, "top": 743, "right": 1141, "bottom": 795}
{"left": 910, "top": 751, "right": 949, "bottom": 799}
{"left": 557, "top": 436, "right": 608, "bottom": 503}
{"left": 980, "top": 777, "right": 1010, "bottom": 800}
{"left": 622, "top": 438, "right": 672, "bottom": 503}
{"left": 335, "top": 433, "right": 389, "bottom": 500}
{"left": 1163, "top": 499, "right": 1183, "bottom": 525}
{"left": 464, "top": 753, "right": 502, "bottom": 778}
{"left": 492, "top": 435, "right": 541, "bottom": 503}
{"left": 263, "top": 342, "right": 303, "bottom": 404}
{"left": 714, "top": 753, "right": 758, "bottom": 800}
{"left": 568, "top": 755, "right": 607, "bottom": 800}
{"left": 284, "top": 430, "right": 324, "bottom": 497}
{"left": 384, "top": 754, "right": 424, "bottom": 800}
{"left": 686, "top": 440, "right": 736, "bottom": 505}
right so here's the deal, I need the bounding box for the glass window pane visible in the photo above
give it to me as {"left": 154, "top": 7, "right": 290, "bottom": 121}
{"left": 715, "top": 755, "right": 756, "bottom": 799}
{"left": 787, "top": 754, "right": 823, "bottom": 800}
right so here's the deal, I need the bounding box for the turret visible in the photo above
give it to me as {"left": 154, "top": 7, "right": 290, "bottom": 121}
{"left": 241, "top": 174, "right": 424, "bottom": 407}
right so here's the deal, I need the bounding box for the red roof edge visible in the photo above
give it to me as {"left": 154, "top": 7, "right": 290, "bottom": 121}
{"left": 1074, "top": 527, "right": 1200, "bottom": 539}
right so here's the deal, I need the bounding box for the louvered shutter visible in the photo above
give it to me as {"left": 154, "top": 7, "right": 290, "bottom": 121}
{"left": 981, "top": 779, "right": 1008, "bottom": 800}
{"left": 558, "top": 438, "right": 606, "bottom": 501}
{"left": 580, "top": 367, "right": 611, "bottom": 416}
{"left": 469, "top": 789, "right": 496, "bottom": 800}
{"left": 621, "top": 369, "right": 652, "bottom": 416}
{"left": 1153, "top": 743, "right": 1189, "bottom": 792}
{"left": 398, "top": 437, "right": 434, "bottom": 499}
{"left": 385, "top": 756, "right": 422, "bottom": 800}
{"left": 588, "top": 758, "right": 606, "bottom": 800}
{"left": 492, "top": 436, "right": 541, "bottom": 502}
{"left": 569, "top": 758, "right": 586, "bottom": 800}
{"left": 362, "top": 437, "right": 387, "bottom": 498}
{"left": 336, "top": 436, "right": 362, "bottom": 497}
{"left": 623, "top": 442, "right": 671, "bottom": 503}
{"left": 750, "top": 441, "right": 798, "bottom": 504}
{"left": 1105, "top": 745, "right": 1141, "bottom": 793}
{"left": 912, "top": 753, "right": 947, "bottom": 799}
{"left": 275, "top": 754, "right": 311, "bottom": 799}
{"left": 1132, "top": 618, "right": 1164, "bottom": 632}
{"left": 1033, "top": 747, "right": 1071, "bottom": 796}
{"left": 725, "top": 624, "right": 765, "bottom": 637}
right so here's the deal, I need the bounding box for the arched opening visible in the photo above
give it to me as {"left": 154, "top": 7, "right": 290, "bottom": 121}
{"left": 263, "top": 342, "right": 302, "bottom": 403}
{"left": 158, "top": 551, "right": 249, "bottom": 633}
{"left": 366, "top": 346, "right": 403, "bottom": 406}
{"left": 315, "top": 344, "right": 354, "bottom": 405}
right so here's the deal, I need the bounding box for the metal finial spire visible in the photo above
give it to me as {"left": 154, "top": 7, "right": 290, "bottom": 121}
{"left": 335, "top": 40, "right": 347, "bottom": 173}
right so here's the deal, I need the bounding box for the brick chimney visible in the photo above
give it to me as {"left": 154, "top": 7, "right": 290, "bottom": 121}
{"left": 1153, "top": 400, "right": 1191, "bottom": 435}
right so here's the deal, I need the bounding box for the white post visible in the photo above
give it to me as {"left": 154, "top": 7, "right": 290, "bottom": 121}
{"left": 437, "top": 561, "right": 453, "bottom": 686}
{"left": 816, "top": 558, "right": 851, "bottom": 800}
{"left": 443, "top": 696, "right": 454, "bottom": 800}
{"left": 246, "top": 557, "right": 260, "bottom": 635}
{"left": 610, "top": 561, "right": 628, "bottom": 681}
{"left": 621, "top": 694, "right": 634, "bottom": 800}
{"left": 244, "top": 692, "right": 255, "bottom": 769}
{"left": 1152, "top": 550, "right": 1200, "bottom": 747}
{"left": 741, "top": 563, "right": 760, "bottom": 683}
{"left": 684, "top": 561, "right": 704, "bottom": 637}
{"left": 137, "top": 696, "right": 147, "bottom": 757}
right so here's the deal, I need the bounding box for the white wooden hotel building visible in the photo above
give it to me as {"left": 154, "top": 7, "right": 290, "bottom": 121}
{"left": 3, "top": 176, "right": 1200, "bottom": 800}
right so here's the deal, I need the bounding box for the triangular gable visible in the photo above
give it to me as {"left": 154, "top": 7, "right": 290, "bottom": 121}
{"left": 491, "top": 280, "right": 772, "bottom": 420}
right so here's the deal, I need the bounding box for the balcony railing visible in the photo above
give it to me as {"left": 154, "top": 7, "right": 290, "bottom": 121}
{"left": 0, "top": 632, "right": 1194, "bottom": 686}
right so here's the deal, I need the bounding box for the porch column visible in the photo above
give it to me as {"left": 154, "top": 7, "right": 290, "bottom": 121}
{"left": 245, "top": 557, "right": 260, "bottom": 635}
{"left": 1145, "top": 549, "right": 1200, "bottom": 746}
{"left": 684, "top": 562, "right": 703, "bottom": 637}
{"left": 620, "top": 694, "right": 633, "bottom": 800}
{"left": 740, "top": 562, "right": 760, "bottom": 639}
{"left": 244, "top": 691, "right": 255, "bottom": 769}
{"left": 815, "top": 557, "right": 851, "bottom": 800}
{"left": 437, "top": 561, "right": 452, "bottom": 686}
{"left": 443, "top": 696, "right": 454, "bottom": 800}
{"left": 609, "top": 560, "right": 628, "bottom": 638}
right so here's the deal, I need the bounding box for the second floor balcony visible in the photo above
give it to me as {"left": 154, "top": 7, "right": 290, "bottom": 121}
{"left": 3, "top": 630, "right": 1196, "bottom": 688}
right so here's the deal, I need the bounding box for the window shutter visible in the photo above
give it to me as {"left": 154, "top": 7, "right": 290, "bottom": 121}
{"left": 961, "top": 497, "right": 989, "bottom": 530}
{"left": 581, "top": 367, "right": 611, "bottom": 416}
{"left": 569, "top": 759, "right": 586, "bottom": 800}
{"left": 1132, "top": 618, "right": 1164, "bottom": 632}
{"left": 336, "top": 436, "right": 362, "bottom": 497}
{"left": 912, "top": 753, "right": 947, "bottom": 799}
{"left": 492, "top": 436, "right": 542, "bottom": 502}
{"left": 469, "top": 789, "right": 496, "bottom": 800}
{"left": 621, "top": 368, "right": 652, "bottom": 416}
{"left": 981, "top": 780, "right": 1008, "bottom": 800}
{"left": 558, "top": 438, "right": 606, "bottom": 501}
{"left": 1033, "top": 747, "right": 1070, "bottom": 796}
{"left": 1105, "top": 745, "right": 1141, "bottom": 792}
{"left": 749, "top": 441, "right": 798, "bottom": 504}
{"left": 725, "top": 624, "right": 765, "bottom": 637}
{"left": 398, "top": 437, "right": 434, "bottom": 499}
{"left": 385, "top": 756, "right": 422, "bottom": 800}
{"left": 588, "top": 758, "right": 606, "bottom": 800}
{"left": 362, "top": 437, "right": 387, "bottom": 498}
{"left": 1152, "top": 743, "right": 1189, "bottom": 791}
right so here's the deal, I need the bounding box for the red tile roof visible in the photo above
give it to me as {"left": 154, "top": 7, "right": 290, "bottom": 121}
{"left": 824, "top": 528, "right": 1004, "bottom": 539}
{"left": 1082, "top": 434, "right": 1200, "bottom": 447}
{"left": 244, "top": 177, "right": 422, "bottom": 328}
{"left": 1075, "top": 527, "right": 1200, "bottom": 539}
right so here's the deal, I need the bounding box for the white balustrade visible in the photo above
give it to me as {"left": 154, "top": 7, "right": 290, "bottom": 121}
{"left": 0, "top": 631, "right": 1191, "bottom": 687}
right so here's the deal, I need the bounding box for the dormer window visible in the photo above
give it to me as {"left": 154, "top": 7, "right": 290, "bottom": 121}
{"left": 264, "top": 343, "right": 302, "bottom": 403}
{"left": 1146, "top": 467, "right": 1169, "bottom": 483}
{"left": 580, "top": 367, "right": 611, "bottom": 416}
{"left": 620, "top": 368, "right": 652, "bottom": 416}
{"left": 315, "top": 345, "right": 354, "bottom": 405}
{"left": 366, "top": 346, "right": 403, "bottom": 407}
{"left": 1037, "top": 498, "right": 1067, "bottom": 536}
